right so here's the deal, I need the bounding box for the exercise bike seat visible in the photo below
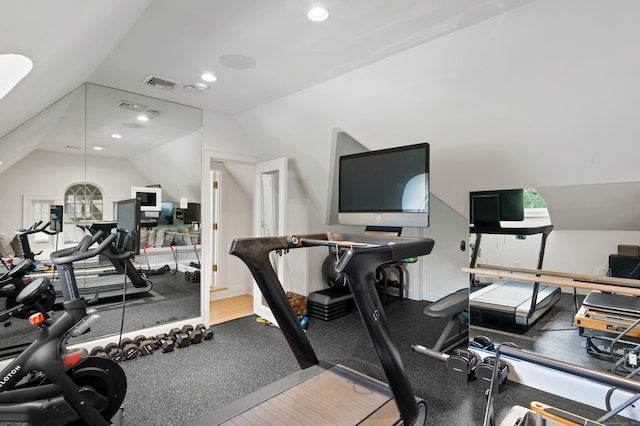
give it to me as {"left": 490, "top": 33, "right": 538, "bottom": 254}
{"left": 16, "top": 278, "right": 50, "bottom": 306}
{"left": 0, "top": 258, "right": 34, "bottom": 284}
{"left": 423, "top": 288, "right": 469, "bottom": 318}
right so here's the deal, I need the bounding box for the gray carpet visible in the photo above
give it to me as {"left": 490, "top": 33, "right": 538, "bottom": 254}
{"left": 0, "top": 294, "right": 636, "bottom": 425}
{"left": 114, "top": 298, "right": 632, "bottom": 426}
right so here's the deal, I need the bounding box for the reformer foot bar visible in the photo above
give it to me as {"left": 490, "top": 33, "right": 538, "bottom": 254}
{"left": 188, "top": 233, "right": 434, "bottom": 426}
{"left": 491, "top": 345, "right": 640, "bottom": 425}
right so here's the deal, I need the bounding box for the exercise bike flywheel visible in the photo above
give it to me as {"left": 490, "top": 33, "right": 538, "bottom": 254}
{"left": 65, "top": 356, "right": 127, "bottom": 425}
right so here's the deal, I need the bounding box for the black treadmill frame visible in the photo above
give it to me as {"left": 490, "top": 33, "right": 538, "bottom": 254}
{"left": 229, "top": 232, "right": 435, "bottom": 425}
{"left": 469, "top": 224, "right": 554, "bottom": 325}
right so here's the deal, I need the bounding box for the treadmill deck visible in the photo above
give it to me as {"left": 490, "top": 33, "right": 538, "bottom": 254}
{"left": 470, "top": 280, "right": 561, "bottom": 326}
{"left": 188, "top": 362, "right": 409, "bottom": 425}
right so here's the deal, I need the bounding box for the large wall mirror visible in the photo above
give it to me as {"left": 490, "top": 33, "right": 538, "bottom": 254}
{"left": 0, "top": 83, "right": 202, "bottom": 357}
{"left": 468, "top": 183, "right": 640, "bottom": 379}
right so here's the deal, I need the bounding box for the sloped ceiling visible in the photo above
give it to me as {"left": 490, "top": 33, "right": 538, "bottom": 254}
{"left": 538, "top": 183, "right": 640, "bottom": 231}
{"left": 0, "top": 1, "right": 151, "bottom": 142}
{"left": 2, "top": 0, "right": 640, "bottom": 233}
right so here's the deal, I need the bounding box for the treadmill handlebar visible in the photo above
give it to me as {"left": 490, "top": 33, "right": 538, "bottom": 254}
{"left": 229, "top": 232, "right": 434, "bottom": 425}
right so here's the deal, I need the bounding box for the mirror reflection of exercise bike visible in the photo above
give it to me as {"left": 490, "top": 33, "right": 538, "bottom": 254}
{"left": 0, "top": 221, "right": 57, "bottom": 322}
{"left": 0, "top": 231, "right": 129, "bottom": 425}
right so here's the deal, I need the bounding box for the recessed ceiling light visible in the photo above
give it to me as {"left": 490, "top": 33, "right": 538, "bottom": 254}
{"left": 111, "top": 133, "right": 122, "bottom": 139}
{"left": 137, "top": 114, "right": 150, "bottom": 122}
{"left": 0, "top": 54, "right": 33, "bottom": 100}
{"left": 307, "top": 7, "right": 329, "bottom": 22}
{"left": 93, "top": 146, "right": 104, "bottom": 151}
{"left": 201, "top": 73, "right": 217, "bottom": 82}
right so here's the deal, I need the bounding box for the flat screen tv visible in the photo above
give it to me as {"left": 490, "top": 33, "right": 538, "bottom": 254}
{"left": 131, "top": 186, "right": 162, "bottom": 212}
{"left": 338, "top": 143, "right": 429, "bottom": 228}
{"left": 183, "top": 202, "right": 201, "bottom": 225}
{"left": 469, "top": 188, "right": 524, "bottom": 227}
{"left": 116, "top": 198, "right": 141, "bottom": 255}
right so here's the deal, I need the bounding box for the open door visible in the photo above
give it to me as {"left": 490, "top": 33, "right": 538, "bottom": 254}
{"left": 253, "top": 157, "right": 288, "bottom": 325}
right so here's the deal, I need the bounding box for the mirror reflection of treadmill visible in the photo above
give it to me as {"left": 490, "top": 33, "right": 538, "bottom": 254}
{"left": 469, "top": 225, "right": 560, "bottom": 328}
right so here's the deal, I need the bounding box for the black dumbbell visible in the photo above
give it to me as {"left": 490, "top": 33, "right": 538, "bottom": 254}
{"left": 105, "top": 342, "right": 124, "bottom": 362}
{"left": 167, "top": 327, "right": 191, "bottom": 348}
{"left": 179, "top": 324, "right": 203, "bottom": 344}
{"left": 120, "top": 338, "right": 140, "bottom": 360}
{"left": 134, "top": 335, "right": 155, "bottom": 356}
{"left": 89, "top": 346, "right": 109, "bottom": 359}
{"left": 174, "top": 332, "right": 191, "bottom": 348}
{"left": 189, "top": 329, "right": 204, "bottom": 344}
{"left": 195, "top": 323, "right": 214, "bottom": 340}
{"left": 154, "top": 333, "right": 176, "bottom": 353}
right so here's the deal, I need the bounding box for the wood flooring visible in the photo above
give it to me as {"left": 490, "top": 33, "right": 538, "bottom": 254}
{"left": 209, "top": 294, "right": 254, "bottom": 325}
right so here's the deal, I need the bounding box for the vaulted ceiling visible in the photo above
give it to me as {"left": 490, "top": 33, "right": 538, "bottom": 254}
{"left": 2, "top": 0, "right": 640, "bottom": 231}
{"left": 0, "top": 0, "right": 531, "bottom": 142}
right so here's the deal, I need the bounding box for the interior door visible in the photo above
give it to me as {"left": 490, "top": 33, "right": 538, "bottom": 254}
{"left": 253, "top": 157, "right": 288, "bottom": 325}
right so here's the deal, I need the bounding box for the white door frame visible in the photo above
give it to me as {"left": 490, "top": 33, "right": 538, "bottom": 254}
{"left": 253, "top": 157, "right": 288, "bottom": 325}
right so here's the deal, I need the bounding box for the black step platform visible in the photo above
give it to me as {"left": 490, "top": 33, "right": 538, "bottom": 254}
{"left": 307, "top": 288, "right": 354, "bottom": 321}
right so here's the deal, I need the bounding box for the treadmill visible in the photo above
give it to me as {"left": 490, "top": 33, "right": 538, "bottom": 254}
{"left": 58, "top": 221, "right": 153, "bottom": 304}
{"left": 469, "top": 224, "right": 561, "bottom": 327}
{"left": 188, "top": 233, "right": 434, "bottom": 426}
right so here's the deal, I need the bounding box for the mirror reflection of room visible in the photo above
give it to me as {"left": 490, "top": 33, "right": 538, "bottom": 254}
{"left": 0, "top": 83, "right": 202, "bottom": 358}
{"left": 466, "top": 186, "right": 640, "bottom": 383}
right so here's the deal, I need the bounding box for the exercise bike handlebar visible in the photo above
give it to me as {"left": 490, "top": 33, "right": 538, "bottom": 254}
{"left": 15, "top": 220, "right": 57, "bottom": 236}
{"left": 51, "top": 231, "right": 131, "bottom": 265}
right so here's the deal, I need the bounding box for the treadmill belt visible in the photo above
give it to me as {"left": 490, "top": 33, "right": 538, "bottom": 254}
{"left": 191, "top": 363, "right": 400, "bottom": 426}
{"left": 471, "top": 281, "right": 541, "bottom": 309}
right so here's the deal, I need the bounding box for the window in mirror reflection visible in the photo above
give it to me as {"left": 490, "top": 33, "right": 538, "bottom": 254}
{"left": 64, "top": 183, "right": 103, "bottom": 243}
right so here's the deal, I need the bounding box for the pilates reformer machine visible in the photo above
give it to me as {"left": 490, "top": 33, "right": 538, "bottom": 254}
{"left": 188, "top": 233, "right": 434, "bottom": 426}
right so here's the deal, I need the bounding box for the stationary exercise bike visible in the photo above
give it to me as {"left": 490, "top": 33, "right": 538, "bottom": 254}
{"left": 0, "top": 231, "right": 129, "bottom": 425}
{"left": 0, "top": 221, "right": 57, "bottom": 319}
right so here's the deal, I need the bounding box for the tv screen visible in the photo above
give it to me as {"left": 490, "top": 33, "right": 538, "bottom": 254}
{"left": 116, "top": 198, "right": 141, "bottom": 254}
{"left": 469, "top": 188, "right": 524, "bottom": 227}
{"left": 130, "top": 186, "right": 162, "bottom": 211}
{"left": 338, "top": 143, "right": 429, "bottom": 228}
{"left": 183, "top": 203, "right": 201, "bottom": 224}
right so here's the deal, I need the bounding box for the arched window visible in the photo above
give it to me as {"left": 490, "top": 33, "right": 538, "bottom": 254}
{"left": 64, "top": 183, "right": 103, "bottom": 242}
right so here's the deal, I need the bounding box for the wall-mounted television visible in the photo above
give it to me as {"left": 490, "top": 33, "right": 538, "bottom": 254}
{"left": 116, "top": 198, "right": 141, "bottom": 255}
{"left": 338, "top": 143, "right": 430, "bottom": 228}
{"left": 182, "top": 202, "right": 201, "bottom": 225}
{"left": 131, "top": 186, "right": 162, "bottom": 212}
{"left": 469, "top": 188, "right": 524, "bottom": 227}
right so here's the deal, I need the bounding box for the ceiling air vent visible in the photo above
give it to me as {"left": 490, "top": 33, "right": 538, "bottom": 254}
{"left": 142, "top": 75, "right": 180, "bottom": 91}
{"left": 116, "top": 100, "right": 148, "bottom": 112}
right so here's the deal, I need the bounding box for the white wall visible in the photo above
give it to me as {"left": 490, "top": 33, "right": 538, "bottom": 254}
{"left": 0, "top": 150, "right": 148, "bottom": 236}
{"left": 476, "top": 229, "right": 640, "bottom": 278}
{"left": 129, "top": 130, "right": 202, "bottom": 204}
{"left": 231, "top": 0, "right": 640, "bottom": 218}
{"left": 193, "top": 1, "right": 640, "bottom": 297}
